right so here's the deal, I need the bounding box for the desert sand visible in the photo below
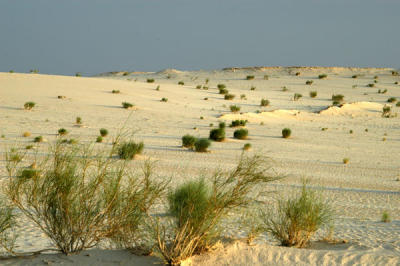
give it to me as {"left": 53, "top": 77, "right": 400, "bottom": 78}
{"left": 0, "top": 66, "right": 399, "bottom": 265}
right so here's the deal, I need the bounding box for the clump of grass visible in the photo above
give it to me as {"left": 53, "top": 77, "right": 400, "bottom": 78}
{"left": 282, "top": 86, "right": 288, "bottom": 92}
{"left": 381, "top": 211, "right": 391, "bottom": 223}
{"left": 122, "top": 102, "right": 134, "bottom": 109}
{"left": 332, "top": 94, "right": 344, "bottom": 105}
{"left": 58, "top": 128, "right": 68, "bottom": 136}
{"left": 23, "top": 131, "right": 31, "bottom": 137}
{"left": 367, "top": 83, "right": 375, "bottom": 88}
{"left": 230, "top": 105, "right": 241, "bottom": 113}
{"left": 240, "top": 94, "right": 247, "bottom": 100}
{"left": 349, "top": 130, "right": 353, "bottom": 134}
{"left": 262, "top": 182, "right": 333, "bottom": 248}
{"left": 387, "top": 97, "right": 397, "bottom": 103}
{"left": 293, "top": 93, "right": 302, "bottom": 101}
{"left": 306, "top": 80, "right": 313, "bottom": 85}
{"left": 352, "top": 75, "right": 358, "bottom": 79}
{"left": 147, "top": 78, "right": 155, "bottom": 83}
{"left": 378, "top": 89, "right": 388, "bottom": 94}
{"left": 24, "top": 102, "right": 36, "bottom": 110}
{"left": 395, "top": 82, "right": 399, "bottom": 85}
{"left": 75, "top": 72, "right": 82, "bottom": 77}
{"left": 178, "top": 81, "right": 184, "bottom": 85}
{"left": 295, "top": 72, "right": 300, "bottom": 76}
{"left": 196, "top": 85, "right": 202, "bottom": 89}
{"left": 118, "top": 141, "right": 144, "bottom": 160}
{"left": 243, "top": 143, "right": 251, "bottom": 151}
{"left": 156, "top": 86, "right": 160, "bottom": 91}
{"left": 234, "top": 129, "right": 248, "bottom": 140}
{"left": 309, "top": 91, "right": 317, "bottom": 98}
{"left": 58, "top": 95, "right": 66, "bottom": 99}
{"left": 260, "top": 98, "right": 270, "bottom": 107}
{"left": 282, "top": 128, "right": 291, "bottom": 138}
{"left": 182, "top": 135, "right": 197, "bottom": 149}
{"left": 250, "top": 86, "right": 256, "bottom": 91}
{"left": 112, "top": 90, "right": 120, "bottom": 94}
{"left": 318, "top": 74, "right": 327, "bottom": 79}
{"left": 224, "top": 94, "right": 235, "bottom": 100}
{"left": 217, "top": 84, "right": 226, "bottom": 90}
{"left": 396, "top": 102, "right": 400, "bottom": 107}
{"left": 96, "top": 136, "right": 103, "bottom": 143}
{"left": 230, "top": 120, "right": 247, "bottom": 127}
{"left": 33, "top": 136, "right": 43, "bottom": 143}
{"left": 246, "top": 75, "right": 255, "bottom": 80}
{"left": 392, "top": 71, "right": 399, "bottom": 76}
{"left": 382, "top": 105, "right": 393, "bottom": 118}
{"left": 209, "top": 123, "right": 226, "bottom": 142}
{"left": 26, "top": 145, "right": 33, "bottom": 150}
{"left": 100, "top": 128, "right": 108, "bottom": 137}
{"left": 76, "top": 117, "right": 82, "bottom": 125}
{"left": 263, "top": 75, "right": 269, "bottom": 80}
{"left": 0, "top": 197, "right": 16, "bottom": 254}
{"left": 343, "top": 158, "right": 349, "bottom": 164}
{"left": 122, "top": 72, "right": 129, "bottom": 76}
{"left": 194, "top": 138, "right": 211, "bottom": 152}
{"left": 161, "top": 97, "right": 168, "bottom": 102}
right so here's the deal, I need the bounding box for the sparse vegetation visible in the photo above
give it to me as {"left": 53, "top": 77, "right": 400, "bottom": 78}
{"left": 282, "top": 86, "right": 288, "bottom": 92}
{"left": 230, "top": 105, "right": 241, "bottom": 113}
{"left": 209, "top": 123, "right": 226, "bottom": 142}
{"left": 118, "top": 141, "right": 144, "bottom": 159}
{"left": 76, "top": 117, "right": 82, "bottom": 125}
{"left": 246, "top": 75, "right": 255, "bottom": 80}
{"left": 194, "top": 138, "right": 211, "bottom": 152}
{"left": 318, "top": 74, "right": 327, "bottom": 79}
{"left": 343, "top": 158, "right": 349, "bottom": 164}
{"left": 224, "top": 94, "right": 235, "bottom": 100}
{"left": 156, "top": 86, "right": 160, "bottom": 91}
{"left": 243, "top": 143, "right": 251, "bottom": 151}
{"left": 295, "top": 72, "right": 300, "bottom": 76}
{"left": 240, "top": 94, "right": 247, "bottom": 100}
{"left": 306, "top": 80, "right": 313, "bottom": 85}
{"left": 382, "top": 105, "right": 393, "bottom": 118}
{"left": 263, "top": 75, "right": 269, "bottom": 80}
{"left": 112, "top": 90, "right": 120, "bottom": 94}
{"left": 182, "top": 134, "right": 197, "bottom": 149}
{"left": 392, "top": 71, "right": 399, "bottom": 76}
{"left": 58, "top": 95, "right": 66, "bottom": 99}
{"left": 282, "top": 128, "right": 291, "bottom": 138}
{"left": 100, "top": 128, "right": 108, "bottom": 137}
{"left": 387, "top": 97, "right": 397, "bottom": 103}
{"left": 147, "top": 78, "right": 155, "bottom": 83}
{"left": 381, "top": 211, "right": 391, "bottom": 223}
{"left": 24, "top": 102, "right": 36, "bottom": 110}
{"left": 217, "top": 84, "right": 226, "bottom": 90}
{"left": 58, "top": 128, "right": 68, "bottom": 136}
{"left": 161, "top": 97, "right": 168, "bottom": 102}
{"left": 23, "top": 131, "right": 31, "bottom": 137}
{"left": 234, "top": 129, "right": 249, "bottom": 140}
{"left": 367, "top": 83, "right": 375, "bottom": 88}
{"left": 122, "top": 102, "right": 134, "bottom": 109}
{"left": 309, "top": 91, "right": 317, "bottom": 98}
{"left": 260, "top": 98, "right": 270, "bottom": 107}
{"left": 33, "top": 136, "right": 43, "bottom": 143}
{"left": 230, "top": 120, "right": 247, "bottom": 127}
{"left": 250, "top": 86, "right": 256, "bottom": 91}
{"left": 96, "top": 136, "right": 103, "bottom": 143}
{"left": 293, "top": 93, "right": 302, "bottom": 101}
{"left": 332, "top": 94, "right": 344, "bottom": 105}
{"left": 178, "top": 81, "right": 184, "bottom": 85}
{"left": 352, "top": 75, "right": 358, "bottom": 79}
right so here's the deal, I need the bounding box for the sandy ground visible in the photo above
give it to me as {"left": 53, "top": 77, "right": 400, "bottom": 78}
{"left": 0, "top": 67, "right": 399, "bottom": 265}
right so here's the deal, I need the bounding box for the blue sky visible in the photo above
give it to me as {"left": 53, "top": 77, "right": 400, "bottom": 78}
{"left": 0, "top": 0, "right": 399, "bottom": 75}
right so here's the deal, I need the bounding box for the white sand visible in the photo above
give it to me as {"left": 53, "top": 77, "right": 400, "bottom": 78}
{"left": 0, "top": 67, "right": 399, "bottom": 265}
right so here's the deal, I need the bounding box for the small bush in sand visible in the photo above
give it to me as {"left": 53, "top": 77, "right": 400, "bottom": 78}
{"left": 123, "top": 72, "right": 129, "bottom": 76}
{"left": 282, "top": 86, "right": 288, "bottom": 92}
{"left": 234, "top": 128, "right": 248, "bottom": 140}
{"left": 332, "top": 94, "right": 344, "bottom": 105}
{"left": 396, "top": 102, "right": 400, "bottom": 107}
{"left": 122, "top": 102, "right": 134, "bottom": 109}
{"left": 75, "top": 72, "right": 82, "bottom": 77}
{"left": 293, "top": 93, "right": 302, "bottom": 101}
{"left": 260, "top": 98, "right": 270, "bottom": 107}
{"left": 309, "top": 91, "right": 317, "bottom": 98}
{"left": 378, "top": 89, "right": 388, "bottom": 94}
{"left": 196, "top": 85, "right": 202, "bottom": 89}
{"left": 382, "top": 105, "right": 393, "bottom": 118}
{"left": 230, "top": 120, "right": 247, "bottom": 127}
{"left": 219, "top": 88, "right": 228, "bottom": 94}
{"left": 194, "top": 138, "right": 211, "bottom": 152}
{"left": 57, "top": 95, "right": 66, "bottom": 99}
{"left": 96, "top": 136, "right": 103, "bottom": 143}
{"left": 387, "top": 97, "right": 397, "bottom": 103}
{"left": 263, "top": 75, "right": 269, "bottom": 80}
{"left": 204, "top": 97, "right": 208, "bottom": 100}
{"left": 282, "top": 128, "right": 291, "bottom": 138}
{"left": 230, "top": 105, "right": 241, "bottom": 113}
{"left": 343, "top": 158, "right": 349, "bottom": 164}
{"left": 200, "top": 116, "right": 204, "bottom": 120}
{"left": 24, "top": 102, "right": 35, "bottom": 110}
{"left": 112, "top": 90, "right": 120, "bottom": 94}
{"left": 182, "top": 134, "right": 197, "bottom": 149}
{"left": 161, "top": 97, "right": 168, "bottom": 102}
{"left": 240, "top": 94, "right": 247, "bottom": 100}
{"left": 209, "top": 124, "right": 226, "bottom": 142}
{"left": 58, "top": 128, "right": 68, "bottom": 136}
{"left": 295, "top": 72, "right": 301, "bottom": 76}
{"left": 250, "top": 86, "right": 256, "bottom": 91}
{"left": 392, "top": 71, "right": 399, "bottom": 76}
{"left": 261, "top": 182, "right": 333, "bottom": 248}
{"left": 5, "top": 140, "right": 167, "bottom": 255}
{"left": 217, "top": 84, "right": 226, "bottom": 90}
{"left": 318, "top": 74, "right": 327, "bottom": 79}
{"left": 246, "top": 75, "right": 255, "bottom": 80}
{"left": 156, "top": 85, "right": 160, "bottom": 91}
{"left": 25, "top": 145, "right": 33, "bottom": 150}
{"left": 243, "top": 143, "right": 252, "bottom": 151}
{"left": 367, "top": 83, "right": 375, "bottom": 88}
{"left": 147, "top": 78, "right": 155, "bottom": 83}
{"left": 152, "top": 155, "right": 279, "bottom": 265}
{"left": 178, "top": 81, "right": 184, "bottom": 85}
{"left": 349, "top": 130, "right": 353, "bottom": 134}
{"left": 395, "top": 82, "right": 399, "bottom": 85}
{"left": 374, "top": 75, "right": 379, "bottom": 79}
{"left": 224, "top": 94, "right": 235, "bottom": 100}
{"left": 33, "top": 136, "right": 43, "bottom": 143}
{"left": 306, "top": 80, "right": 313, "bottom": 85}
{"left": 352, "top": 75, "right": 359, "bottom": 79}
{"left": 76, "top": 117, "right": 82, "bottom": 125}
{"left": 202, "top": 86, "right": 209, "bottom": 90}
{"left": 118, "top": 141, "right": 144, "bottom": 160}
{"left": 23, "top": 131, "right": 31, "bottom": 137}
{"left": 0, "top": 197, "right": 16, "bottom": 254}
{"left": 100, "top": 128, "right": 108, "bottom": 137}
{"left": 381, "top": 211, "right": 391, "bottom": 223}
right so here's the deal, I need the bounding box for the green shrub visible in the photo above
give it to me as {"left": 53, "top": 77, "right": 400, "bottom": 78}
{"left": 318, "top": 74, "right": 327, "bottom": 79}
{"left": 224, "top": 94, "right": 235, "bottom": 100}
{"left": 382, "top": 105, "right": 392, "bottom": 118}
{"left": 396, "top": 102, "right": 400, "bottom": 107}
{"left": 240, "top": 94, "right": 247, "bottom": 100}
{"left": 282, "top": 128, "right": 291, "bottom": 138}
{"left": 96, "top": 136, "right": 103, "bottom": 143}
{"left": 395, "top": 82, "right": 399, "bottom": 85}
{"left": 118, "top": 141, "right": 144, "bottom": 159}
{"left": 250, "top": 86, "right": 256, "bottom": 91}
{"left": 122, "top": 102, "right": 134, "bottom": 109}
{"left": 367, "top": 83, "right": 375, "bottom": 88}
{"left": 219, "top": 88, "right": 229, "bottom": 94}
{"left": 23, "top": 131, "right": 31, "bottom": 137}
{"left": 25, "top": 145, "right": 33, "bottom": 150}
{"left": 147, "top": 78, "right": 155, "bottom": 83}
{"left": 34, "top": 136, "right": 43, "bottom": 143}
{"left": 293, "top": 93, "right": 302, "bottom": 101}
{"left": 161, "top": 97, "right": 168, "bottom": 102}
{"left": 352, "top": 75, "right": 358, "bottom": 79}
{"left": 243, "top": 143, "right": 251, "bottom": 151}
{"left": 58, "top": 95, "right": 66, "bottom": 99}
{"left": 156, "top": 86, "right": 160, "bottom": 91}
{"left": 194, "top": 138, "right": 211, "bottom": 152}
{"left": 263, "top": 75, "right": 269, "bottom": 80}
{"left": 262, "top": 183, "right": 333, "bottom": 248}
{"left": 58, "top": 128, "right": 68, "bottom": 136}
{"left": 178, "top": 81, "right": 184, "bottom": 85}
{"left": 246, "top": 75, "right": 255, "bottom": 80}
{"left": 230, "top": 105, "right": 241, "bottom": 113}
{"left": 112, "top": 90, "right": 120, "bottom": 94}
{"left": 230, "top": 120, "right": 247, "bottom": 127}
{"left": 209, "top": 126, "right": 225, "bottom": 142}
{"left": 306, "top": 80, "right": 313, "bottom": 85}
{"left": 196, "top": 85, "right": 202, "bottom": 89}
{"left": 343, "top": 158, "right": 349, "bottom": 164}
{"left": 100, "top": 128, "right": 108, "bottom": 137}
{"left": 75, "top": 72, "right": 82, "bottom": 77}
{"left": 387, "top": 97, "right": 397, "bottom": 103}
{"left": 260, "top": 98, "right": 270, "bottom": 107}
{"left": 295, "top": 72, "right": 300, "bottom": 76}
{"left": 392, "top": 71, "right": 399, "bottom": 76}
{"left": 381, "top": 211, "right": 391, "bottom": 223}
{"left": 332, "top": 94, "right": 344, "bottom": 105}
{"left": 282, "top": 86, "right": 288, "bottom": 92}
{"left": 234, "top": 129, "right": 248, "bottom": 140}
{"left": 24, "top": 102, "right": 35, "bottom": 110}
{"left": 182, "top": 134, "right": 197, "bottom": 149}
{"left": 76, "top": 117, "right": 82, "bottom": 125}
{"left": 217, "top": 84, "right": 226, "bottom": 89}
{"left": 309, "top": 91, "right": 317, "bottom": 98}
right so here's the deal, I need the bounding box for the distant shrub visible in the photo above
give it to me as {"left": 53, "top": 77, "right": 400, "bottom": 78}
{"left": 25, "top": 145, "right": 33, "bottom": 150}
{"left": 382, "top": 105, "right": 393, "bottom": 118}
{"left": 396, "top": 102, "right": 400, "bottom": 107}
{"left": 263, "top": 75, "right": 269, "bottom": 80}
{"left": 182, "top": 134, "right": 197, "bottom": 149}
{"left": 250, "top": 86, "right": 256, "bottom": 91}
{"left": 309, "top": 91, "right": 317, "bottom": 98}
{"left": 96, "top": 136, "right": 103, "bottom": 143}
{"left": 305, "top": 80, "right": 313, "bottom": 85}
{"left": 260, "top": 98, "right": 270, "bottom": 107}
{"left": 122, "top": 72, "right": 129, "bottom": 76}
{"left": 282, "top": 128, "right": 291, "bottom": 138}
{"left": 217, "top": 84, "right": 226, "bottom": 89}
{"left": 387, "top": 97, "right": 397, "bottom": 103}
{"left": 99, "top": 128, "right": 108, "bottom": 137}
{"left": 202, "top": 86, "right": 209, "bottom": 90}
{"left": 209, "top": 126, "right": 225, "bottom": 142}
{"left": 332, "top": 94, "right": 344, "bottom": 105}
{"left": 218, "top": 88, "right": 229, "bottom": 94}
{"left": 246, "top": 75, "right": 255, "bottom": 80}
{"left": 381, "top": 211, "right": 391, "bottom": 223}
{"left": 58, "top": 95, "right": 66, "bottom": 99}
{"left": 9, "top": 70, "right": 14, "bottom": 73}
{"left": 194, "top": 138, "right": 211, "bottom": 152}
{"left": 282, "top": 86, "right": 288, "bottom": 92}
{"left": 392, "top": 71, "right": 399, "bottom": 76}
{"left": 161, "top": 97, "right": 168, "bottom": 102}
{"left": 374, "top": 75, "right": 378, "bottom": 79}
{"left": 196, "top": 85, "right": 202, "bottom": 89}
{"left": 378, "top": 89, "right": 388, "bottom": 94}
{"left": 33, "top": 136, "right": 43, "bottom": 143}
{"left": 23, "top": 131, "right": 31, "bottom": 137}
{"left": 230, "top": 105, "right": 241, "bottom": 113}
{"left": 118, "top": 141, "right": 144, "bottom": 159}
{"left": 224, "top": 94, "right": 235, "bottom": 100}
{"left": 243, "top": 143, "right": 251, "bottom": 151}
{"left": 395, "top": 82, "right": 399, "bottom": 85}
{"left": 178, "top": 81, "right": 184, "bottom": 85}
{"left": 349, "top": 130, "right": 353, "bottom": 134}
{"left": 230, "top": 120, "right": 247, "bottom": 127}
{"left": 343, "top": 158, "right": 349, "bottom": 164}
{"left": 76, "top": 117, "right": 82, "bottom": 125}
{"left": 200, "top": 116, "right": 204, "bottom": 120}
{"left": 240, "top": 94, "right": 247, "bottom": 100}
{"left": 293, "top": 93, "right": 302, "bottom": 101}
{"left": 112, "top": 90, "right": 120, "bottom": 94}
{"left": 122, "top": 102, "right": 134, "bottom": 109}
{"left": 24, "top": 102, "right": 36, "bottom": 110}
{"left": 156, "top": 85, "right": 160, "bottom": 91}
{"left": 352, "top": 75, "right": 358, "bottom": 79}
{"left": 30, "top": 69, "right": 39, "bottom": 73}
{"left": 147, "top": 78, "right": 155, "bottom": 83}
{"left": 75, "top": 72, "right": 82, "bottom": 77}
{"left": 295, "top": 72, "right": 300, "bottom": 76}
{"left": 367, "top": 83, "right": 375, "bottom": 88}
{"left": 318, "top": 74, "right": 327, "bottom": 79}
{"left": 58, "top": 128, "right": 68, "bottom": 136}
{"left": 234, "top": 129, "right": 248, "bottom": 140}
{"left": 219, "top": 122, "right": 226, "bottom": 129}
{"left": 204, "top": 97, "right": 208, "bottom": 100}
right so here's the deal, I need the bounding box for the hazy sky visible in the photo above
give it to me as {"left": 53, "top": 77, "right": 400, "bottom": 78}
{"left": 0, "top": 0, "right": 399, "bottom": 76}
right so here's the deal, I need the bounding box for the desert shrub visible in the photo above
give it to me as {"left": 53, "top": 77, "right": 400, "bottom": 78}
{"left": 293, "top": 93, "right": 302, "bottom": 101}
{"left": 219, "top": 88, "right": 228, "bottom": 94}
{"left": 282, "top": 128, "right": 291, "bottom": 138}
{"left": 352, "top": 75, "right": 358, "bottom": 79}
{"left": 387, "top": 97, "right": 397, "bottom": 103}
{"left": 230, "top": 120, "right": 247, "bottom": 127}
{"left": 161, "top": 97, "right": 168, "bottom": 102}
{"left": 295, "top": 72, "right": 300, "bottom": 76}
{"left": 118, "top": 141, "right": 144, "bottom": 159}
{"left": 96, "top": 136, "right": 103, "bottom": 143}
{"left": 196, "top": 85, "right": 202, "bottom": 89}
{"left": 219, "top": 122, "right": 226, "bottom": 129}
{"left": 0, "top": 197, "right": 16, "bottom": 254}
{"left": 396, "top": 102, "right": 400, "bottom": 107}
{"left": 374, "top": 75, "right": 378, "bottom": 79}
{"left": 75, "top": 72, "right": 82, "bottom": 77}
{"left": 76, "top": 117, "right": 82, "bottom": 125}
{"left": 5, "top": 141, "right": 167, "bottom": 255}
{"left": 58, "top": 128, "right": 68, "bottom": 136}
{"left": 209, "top": 127, "right": 225, "bottom": 142}
{"left": 260, "top": 98, "right": 270, "bottom": 107}
{"left": 202, "top": 86, "right": 209, "bottom": 90}
{"left": 230, "top": 105, "right": 241, "bottom": 113}
{"left": 123, "top": 72, "right": 129, "bottom": 76}
{"left": 122, "top": 102, "right": 134, "bottom": 109}
{"left": 182, "top": 135, "right": 197, "bottom": 149}
{"left": 26, "top": 145, "right": 33, "bottom": 150}
{"left": 194, "top": 138, "right": 211, "bottom": 152}
{"left": 381, "top": 211, "right": 391, "bottom": 223}
{"left": 58, "top": 95, "right": 66, "bottom": 99}
{"left": 100, "top": 128, "right": 108, "bottom": 137}
{"left": 250, "top": 86, "right": 256, "bottom": 91}
{"left": 23, "top": 131, "right": 31, "bottom": 137}
{"left": 204, "top": 98, "right": 208, "bottom": 100}
{"left": 33, "top": 136, "right": 43, "bottom": 143}
{"left": 240, "top": 94, "right": 247, "bottom": 100}
{"left": 282, "top": 86, "right": 288, "bottom": 92}
{"left": 217, "top": 84, "right": 226, "bottom": 90}
{"left": 305, "top": 80, "right": 313, "bottom": 85}
{"left": 246, "top": 75, "right": 255, "bottom": 80}
{"left": 309, "top": 91, "right": 317, "bottom": 98}
{"left": 367, "top": 83, "right": 375, "bottom": 88}
{"left": 332, "top": 94, "right": 344, "bottom": 105}
{"left": 395, "top": 82, "right": 399, "bottom": 85}
{"left": 30, "top": 69, "right": 39, "bottom": 74}
{"left": 156, "top": 86, "right": 160, "bottom": 91}
{"left": 224, "top": 94, "right": 235, "bottom": 100}
{"left": 178, "top": 81, "right": 184, "bottom": 85}
{"left": 24, "top": 102, "right": 35, "bottom": 110}
{"left": 243, "top": 143, "right": 251, "bottom": 151}
{"left": 392, "top": 71, "right": 399, "bottom": 76}
{"left": 147, "top": 78, "right": 155, "bottom": 83}
{"left": 200, "top": 116, "right": 204, "bottom": 120}
{"left": 262, "top": 183, "right": 333, "bottom": 248}
{"left": 9, "top": 70, "right": 14, "bottom": 73}
{"left": 152, "top": 155, "right": 279, "bottom": 264}
{"left": 343, "top": 158, "right": 349, "bottom": 164}
{"left": 112, "top": 90, "right": 120, "bottom": 94}
{"left": 318, "top": 74, "right": 327, "bottom": 79}
{"left": 374, "top": 79, "right": 378, "bottom": 83}
{"left": 263, "top": 75, "right": 269, "bottom": 80}
{"left": 234, "top": 129, "right": 248, "bottom": 140}
{"left": 349, "top": 130, "right": 353, "bottom": 134}
{"left": 382, "top": 105, "right": 392, "bottom": 118}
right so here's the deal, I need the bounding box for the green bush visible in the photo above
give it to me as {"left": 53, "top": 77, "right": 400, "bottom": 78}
{"left": 343, "top": 158, "right": 349, "bottom": 164}
{"left": 33, "top": 136, "right": 43, "bottom": 143}
{"left": 230, "top": 105, "right": 241, "bottom": 113}
{"left": 392, "top": 71, "right": 399, "bottom": 76}
{"left": 178, "top": 81, "right": 184, "bottom": 85}
{"left": 122, "top": 102, "right": 134, "bottom": 109}
{"left": 58, "top": 128, "right": 68, "bottom": 136}
{"left": 240, "top": 94, "right": 247, "bottom": 100}
{"left": 0, "top": 197, "right": 16, "bottom": 254}
{"left": 75, "top": 72, "right": 82, "bottom": 77}
{"left": 243, "top": 143, "right": 252, "bottom": 151}
{"left": 305, "top": 80, "right": 313, "bottom": 85}
{"left": 118, "top": 141, "right": 144, "bottom": 159}
{"left": 182, "top": 134, "right": 197, "bottom": 149}
{"left": 76, "top": 117, "right": 82, "bottom": 125}
{"left": 230, "top": 120, "right": 247, "bottom": 127}
{"left": 112, "top": 90, "right": 120, "bottom": 94}
{"left": 100, "top": 128, "right": 108, "bottom": 137}
{"left": 246, "top": 75, "right": 255, "bottom": 80}
{"left": 209, "top": 126, "right": 225, "bottom": 142}
{"left": 282, "top": 128, "right": 291, "bottom": 138}
{"left": 367, "top": 83, "right": 375, "bottom": 88}
{"left": 396, "top": 102, "right": 400, "bottom": 107}
{"left": 217, "top": 84, "right": 226, "bottom": 89}
{"left": 224, "top": 94, "right": 235, "bottom": 100}
{"left": 219, "top": 88, "right": 229, "bottom": 94}
{"left": 263, "top": 75, "right": 269, "bottom": 80}
{"left": 318, "top": 74, "right": 327, "bottom": 79}
{"left": 147, "top": 78, "right": 155, "bottom": 83}
{"left": 382, "top": 105, "right": 392, "bottom": 118}
{"left": 250, "top": 86, "right": 256, "bottom": 91}
{"left": 161, "top": 97, "right": 168, "bottom": 102}
{"left": 24, "top": 102, "right": 36, "bottom": 110}
{"left": 196, "top": 85, "right": 202, "bottom": 89}
{"left": 387, "top": 97, "right": 397, "bottom": 103}
{"left": 234, "top": 129, "right": 248, "bottom": 140}
{"left": 194, "top": 138, "right": 211, "bottom": 152}
{"left": 260, "top": 98, "right": 270, "bottom": 107}
{"left": 381, "top": 211, "right": 391, "bottom": 223}
{"left": 96, "top": 136, "right": 103, "bottom": 143}
{"left": 309, "top": 91, "right": 317, "bottom": 98}
{"left": 352, "top": 75, "right": 358, "bottom": 79}
{"left": 332, "top": 94, "right": 344, "bottom": 105}
{"left": 293, "top": 93, "right": 302, "bottom": 101}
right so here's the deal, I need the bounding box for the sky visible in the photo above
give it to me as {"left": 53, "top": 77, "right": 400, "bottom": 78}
{"left": 0, "top": 0, "right": 399, "bottom": 76}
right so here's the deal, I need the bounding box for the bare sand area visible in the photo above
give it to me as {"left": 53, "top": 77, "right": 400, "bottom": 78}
{"left": 0, "top": 67, "right": 399, "bottom": 265}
